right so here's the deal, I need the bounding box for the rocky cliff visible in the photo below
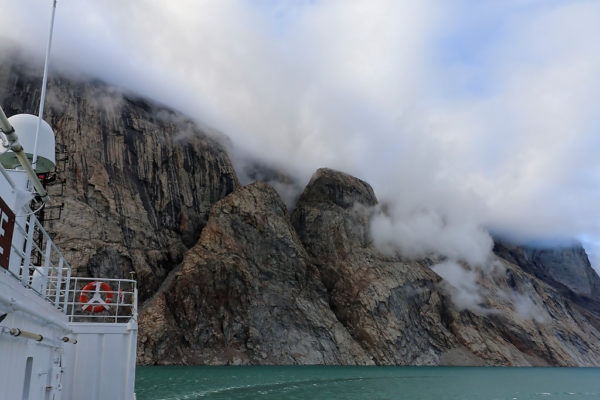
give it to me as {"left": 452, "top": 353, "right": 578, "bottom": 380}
{"left": 0, "top": 51, "right": 239, "bottom": 299}
{"left": 3, "top": 51, "right": 600, "bottom": 366}
{"left": 138, "top": 182, "right": 371, "bottom": 365}
{"left": 289, "top": 169, "right": 600, "bottom": 366}
{"left": 494, "top": 240, "right": 600, "bottom": 304}
{"left": 140, "top": 168, "right": 600, "bottom": 366}
{"left": 290, "top": 169, "right": 454, "bottom": 365}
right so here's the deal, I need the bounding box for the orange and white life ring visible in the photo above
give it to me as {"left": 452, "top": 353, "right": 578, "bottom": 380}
{"left": 80, "top": 281, "right": 113, "bottom": 312}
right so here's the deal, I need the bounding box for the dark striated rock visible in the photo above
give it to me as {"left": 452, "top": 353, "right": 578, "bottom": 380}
{"left": 0, "top": 56, "right": 239, "bottom": 299}
{"left": 292, "top": 168, "right": 600, "bottom": 366}
{"left": 5, "top": 46, "right": 600, "bottom": 367}
{"left": 494, "top": 240, "right": 600, "bottom": 299}
{"left": 442, "top": 260, "right": 600, "bottom": 366}
{"left": 292, "top": 168, "right": 457, "bottom": 364}
{"left": 136, "top": 167, "right": 600, "bottom": 366}
{"left": 138, "top": 182, "right": 371, "bottom": 365}
{"left": 87, "top": 248, "right": 133, "bottom": 279}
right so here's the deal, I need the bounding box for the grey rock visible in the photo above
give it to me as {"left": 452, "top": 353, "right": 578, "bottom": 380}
{"left": 87, "top": 248, "right": 133, "bottom": 279}
{"left": 4, "top": 46, "right": 600, "bottom": 367}
{"left": 494, "top": 240, "right": 600, "bottom": 299}
{"left": 0, "top": 56, "right": 239, "bottom": 299}
{"left": 292, "top": 168, "right": 600, "bottom": 366}
{"left": 138, "top": 182, "right": 371, "bottom": 365}
{"left": 292, "top": 168, "right": 456, "bottom": 365}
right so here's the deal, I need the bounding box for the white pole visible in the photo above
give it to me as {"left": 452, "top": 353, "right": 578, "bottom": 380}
{"left": 21, "top": 0, "right": 57, "bottom": 284}
{"left": 32, "top": 0, "right": 57, "bottom": 170}
{"left": 0, "top": 162, "right": 16, "bottom": 188}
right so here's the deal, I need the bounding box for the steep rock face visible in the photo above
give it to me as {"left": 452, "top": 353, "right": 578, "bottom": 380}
{"left": 138, "top": 182, "right": 371, "bottom": 365}
{"left": 292, "top": 168, "right": 457, "bottom": 364}
{"left": 0, "top": 57, "right": 239, "bottom": 298}
{"left": 442, "top": 259, "right": 600, "bottom": 366}
{"left": 4, "top": 48, "right": 600, "bottom": 367}
{"left": 494, "top": 240, "right": 600, "bottom": 299}
{"left": 291, "top": 168, "right": 600, "bottom": 366}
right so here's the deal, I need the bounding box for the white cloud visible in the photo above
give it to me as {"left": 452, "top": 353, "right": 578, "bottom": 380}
{"left": 2, "top": 0, "right": 599, "bottom": 271}
{"left": 370, "top": 204, "right": 493, "bottom": 267}
{"left": 431, "top": 261, "right": 486, "bottom": 312}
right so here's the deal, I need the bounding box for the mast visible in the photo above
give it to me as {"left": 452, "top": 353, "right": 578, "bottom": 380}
{"left": 32, "top": 0, "right": 58, "bottom": 170}
{"left": 0, "top": 0, "right": 58, "bottom": 203}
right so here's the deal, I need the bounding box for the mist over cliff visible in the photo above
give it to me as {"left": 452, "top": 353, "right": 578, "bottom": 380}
{"left": 2, "top": 0, "right": 600, "bottom": 369}
{"left": 2, "top": 52, "right": 600, "bottom": 366}
{"left": 2, "top": 0, "right": 600, "bottom": 274}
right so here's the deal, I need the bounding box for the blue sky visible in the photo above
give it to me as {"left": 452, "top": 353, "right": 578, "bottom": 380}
{"left": 2, "top": 0, "right": 599, "bottom": 271}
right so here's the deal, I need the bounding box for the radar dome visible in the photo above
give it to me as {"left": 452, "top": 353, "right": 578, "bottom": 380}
{"left": 0, "top": 114, "right": 56, "bottom": 173}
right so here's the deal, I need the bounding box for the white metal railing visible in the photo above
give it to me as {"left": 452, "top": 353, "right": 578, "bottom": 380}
{"left": 7, "top": 202, "right": 72, "bottom": 313}
{"left": 66, "top": 277, "right": 137, "bottom": 323}
{"left": 1, "top": 166, "right": 138, "bottom": 323}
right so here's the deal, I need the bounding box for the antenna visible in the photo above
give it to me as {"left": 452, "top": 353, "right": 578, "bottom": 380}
{"left": 32, "top": 0, "right": 58, "bottom": 170}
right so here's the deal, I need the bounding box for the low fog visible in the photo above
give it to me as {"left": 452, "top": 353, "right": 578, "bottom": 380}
{"left": 2, "top": 1, "right": 599, "bottom": 282}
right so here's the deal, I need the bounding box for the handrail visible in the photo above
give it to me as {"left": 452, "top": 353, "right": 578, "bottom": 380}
{"left": 3, "top": 193, "right": 72, "bottom": 313}
{"left": 66, "top": 277, "right": 138, "bottom": 324}
{"left": 1, "top": 134, "right": 137, "bottom": 322}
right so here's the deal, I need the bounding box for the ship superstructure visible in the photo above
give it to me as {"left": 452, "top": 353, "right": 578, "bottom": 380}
{"left": 0, "top": 4, "right": 137, "bottom": 398}
{"left": 0, "top": 107, "right": 138, "bottom": 400}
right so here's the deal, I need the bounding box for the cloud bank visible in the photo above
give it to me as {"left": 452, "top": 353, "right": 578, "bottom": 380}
{"left": 2, "top": 0, "right": 599, "bottom": 272}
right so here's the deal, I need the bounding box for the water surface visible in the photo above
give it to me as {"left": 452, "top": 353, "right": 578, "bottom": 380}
{"left": 135, "top": 366, "right": 600, "bottom": 400}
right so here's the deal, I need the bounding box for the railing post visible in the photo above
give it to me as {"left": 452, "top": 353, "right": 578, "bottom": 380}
{"left": 21, "top": 214, "right": 35, "bottom": 287}
{"left": 68, "top": 276, "right": 77, "bottom": 322}
{"left": 9, "top": 213, "right": 27, "bottom": 277}
{"left": 54, "top": 257, "right": 63, "bottom": 308}
{"left": 133, "top": 287, "right": 138, "bottom": 320}
{"left": 41, "top": 237, "right": 52, "bottom": 298}
{"left": 115, "top": 280, "right": 121, "bottom": 323}
{"left": 62, "top": 262, "right": 70, "bottom": 314}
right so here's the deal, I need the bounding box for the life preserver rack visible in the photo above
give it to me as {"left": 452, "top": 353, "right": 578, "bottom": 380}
{"left": 80, "top": 281, "right": 114, "bottom": 313}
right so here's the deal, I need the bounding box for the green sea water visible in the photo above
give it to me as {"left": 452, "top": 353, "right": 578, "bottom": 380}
{"left": 135, "top": 366, "right": 600, "bottom": 400}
